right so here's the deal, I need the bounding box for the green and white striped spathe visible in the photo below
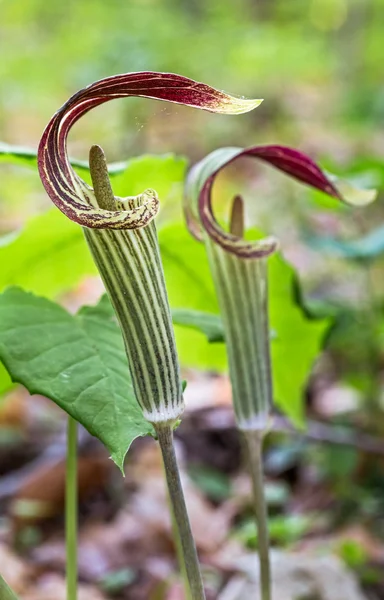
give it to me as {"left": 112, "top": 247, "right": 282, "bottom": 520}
{"left": 85, "top": 198, "right": 183, "bottom": 424}
{"left": 184, "top": 146, "right": 365, "bottom": 432}
{"left": 204, "top": 232, "right": 272, "bottom": 430}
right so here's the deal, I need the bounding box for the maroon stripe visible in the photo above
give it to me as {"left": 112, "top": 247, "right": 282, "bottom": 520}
{"left": 194, "top": 145, "right": 345, "bottom": 259}
{"left": 38, "top": 72, "right": 248, "bottom": 228}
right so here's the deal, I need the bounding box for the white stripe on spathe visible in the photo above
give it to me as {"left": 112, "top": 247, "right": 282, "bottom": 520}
{"left": 84, "top": 219, "right": 183, "bottom": 424}
{"left": 204, "top": 232, "right": 272, "bottom": 431}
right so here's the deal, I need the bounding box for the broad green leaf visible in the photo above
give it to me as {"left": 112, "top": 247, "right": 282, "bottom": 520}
{"left": 0, "top": 288, "right": 153, "bottom": 470}
{"left": 0, "top": 208, "right": 88, "bottom": 397}
{"left": 159, "top": 223, "right": 227, "bottom": 370}
{"left": 111, "top": 154, "right": 187, "bottom": 218}
{"left": 171, "top": 309, "right": 224, "bottom": 343}
{"left": 0, "top": 209, "right": 97, "bottom": 298}
{"left": 268, "top": 253, "right": 330, "bottom": 426}
{"left": 0, "top": 153, "right": 188, "bottom": 298}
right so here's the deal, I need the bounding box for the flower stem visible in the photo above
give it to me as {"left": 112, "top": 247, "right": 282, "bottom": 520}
{"left": 160, "top": 441, "right": 192, "bottom": 599}
{"left": 243, "top": 430, "right": 271, "bottom": 600}
{"left": 155, "top": 424, "right": 206, "bottom": 600}
{"left": 0, "top": 575, "right": 19, "bottom": 600}
{"left": 66, "top": 416, "right": 78, "bottom": 600}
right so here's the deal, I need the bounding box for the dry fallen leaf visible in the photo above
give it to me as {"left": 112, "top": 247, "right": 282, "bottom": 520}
{"left": 23, "top": 574, "right": 106, "bottom": 600}
{"left": 0, "top": 543, "right": 31, "bottom": 594}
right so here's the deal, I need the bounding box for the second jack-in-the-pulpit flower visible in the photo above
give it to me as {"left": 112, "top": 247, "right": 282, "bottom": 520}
{"left": 184, "top": 145, "right": 371, "bottom": 600}
{"left": 184, "top": 144, "right": 369, "bottom": 430}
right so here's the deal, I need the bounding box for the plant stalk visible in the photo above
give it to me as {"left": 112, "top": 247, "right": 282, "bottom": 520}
{"left": 243, "top": 430, "right": 271, "bottom": 600}
{"left": 155, "top": 424, "right": 206, "bottom": 600}
{"left": 164, "top": 468, "right": 193, "bottom": 600}
{"left": 0, "top": 575, "right": 19, "bottom": 600}
{"left": 66, "top": 416, "right": 78, "bottom": 600}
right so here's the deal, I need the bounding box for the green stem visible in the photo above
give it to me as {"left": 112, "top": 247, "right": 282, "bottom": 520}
{"left": 66, "top": 416, "right": 78, "bottom": 600}
{"left": 0, "top": 575, "right": 19, "bottom": 600}
{"left": 155, "top": 424, "right": 206, "bottom": 600}
{"left": 243, "top": 430, "right": 271, "bottom": 600}
{"left": 165, "top": 469, "right": 193, "bottom": 600}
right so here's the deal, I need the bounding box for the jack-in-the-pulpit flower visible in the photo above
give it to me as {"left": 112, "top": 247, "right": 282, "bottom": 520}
{"left": 184, "top": 145, "right": 368, "bottom": 430}
{"left": 184, "top": 145, "right": 371, "bottom": 600}
{"left": 38, "top": 72, "right": 261, "bottom": 426}
{"left": 38, "top": 72, "right": 261, "bottom": 600}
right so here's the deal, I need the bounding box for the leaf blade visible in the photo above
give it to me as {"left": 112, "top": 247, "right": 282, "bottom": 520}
{"left": 0, "top": 288, "right": 153, "bottom": 469}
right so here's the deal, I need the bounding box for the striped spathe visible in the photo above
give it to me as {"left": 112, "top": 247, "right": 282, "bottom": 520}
{"left": 85, "top": 195, "right": 183, "bottom": 424}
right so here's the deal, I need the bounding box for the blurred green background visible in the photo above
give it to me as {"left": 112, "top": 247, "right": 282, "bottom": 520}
{"left": 1, "top": 0, "right": 384, "bottom": 155}
{"left": 1, "top": 0, "right": 384, "bottom": 224}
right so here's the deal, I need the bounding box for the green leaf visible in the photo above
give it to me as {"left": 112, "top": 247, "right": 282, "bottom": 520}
{"left": 0, "top": 362, "right": 13, "bottom": 396}
{"left": 0, "top": 146, "right": 187, "bottom": 323}
{"left": 0, "top": 142, "right": 46, "bottom": 168}
{"left": 159, "top": 223, "right": 227, "bottom": 371}
{"left": 111, "top": 154, "right": 187, "bottom": 219}
{"left": 100, "top": 568, "right": 136, "bottom": 595}
{"left": 0, "top": 288, "right": 153, "bottom": 470}
{"left": 0, "top": 153, "right": 188, "bottom": 298}
{"left": 188, "top": 465, "right": 232, "bottom": 501}
{"left": 304, "top": 225, "right": 384, "bottom": 262}
{"left": 0, "top": 208, "right": 89, "bottom": 395}
{"left": 268, "top": 253, "right": 330, "bottom": 426}
{"left": 0, "top": 141, "right": 126, "bottom": 176}
{"left": 0, "top": 209, "right": 97, "bottom": 298}
{"left": 171, "top": 309, "right": 224, "bottom": 343}
{"left": 237, "top": 513, "right": 313, "bottom": 548}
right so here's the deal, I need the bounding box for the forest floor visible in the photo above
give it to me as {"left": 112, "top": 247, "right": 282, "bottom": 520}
{"left": 1, "top": 372, "right": 384, "bottom": 600}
